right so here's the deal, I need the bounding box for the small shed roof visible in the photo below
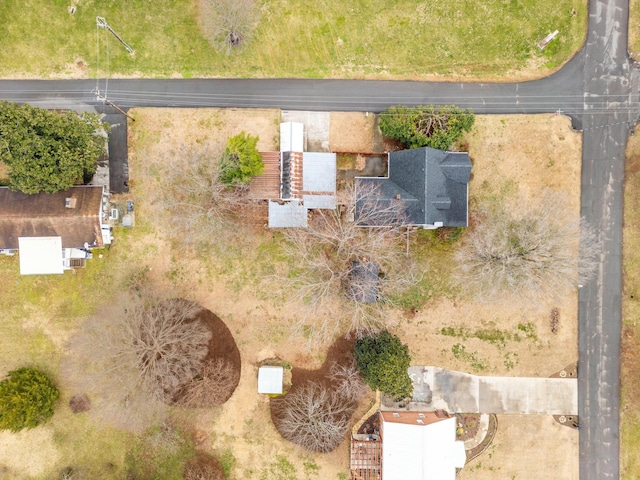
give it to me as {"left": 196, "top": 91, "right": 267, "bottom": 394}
{"left": 258, "top": 366, "right": 284, "bottom": 394}
{"left": 18, "top": 237, "right": 64, "bottom": 275}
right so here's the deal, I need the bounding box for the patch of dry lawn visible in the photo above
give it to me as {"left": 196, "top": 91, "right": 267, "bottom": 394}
{"left": 620, "top": 125, "right": 640, "bottom": 476}
{"left": 0, "top": 427, "right": 61, "bottom": 478}
{"left": 329, "top": 112, "right": 377, "bottom": 152}
{"left": 124, "top": 110, "right": 582, "bottom": 480}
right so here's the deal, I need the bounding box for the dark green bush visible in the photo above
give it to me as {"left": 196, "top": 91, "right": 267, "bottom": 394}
{"left": 379, "top": 104, "right": 474, "bottom": 150}
{"left": 0, "top": 368, "right": 60, "bottom": 431}
{"left": 354, "top": 331, "right": 413, "bottom": 400}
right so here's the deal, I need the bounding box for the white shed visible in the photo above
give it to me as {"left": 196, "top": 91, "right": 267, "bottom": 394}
{"left": 258, "top": 366, "right": 284, "bottom": 394}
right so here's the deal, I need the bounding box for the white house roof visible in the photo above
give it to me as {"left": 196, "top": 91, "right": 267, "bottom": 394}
{"left": 18, "top": 237, "right": 64, "bottom": 275}
{"left": 258, "top": 366, "right": 284, "bottom": 394}
{"left": 280, "top": 122, "right": 304, "bottom": 152}
{"left": 382, "top": 415, "right": 466, "bottom": 480}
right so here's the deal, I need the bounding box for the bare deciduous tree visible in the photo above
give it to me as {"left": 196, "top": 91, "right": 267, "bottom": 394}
{"left": 63, "top": 295, "right": 212, "bottom": 431}
{"left": 328, "top": 360, "right": 369, "bottom": 402}
{"left": 176, "top": 358, "right": 240, "bottom": 408}
{"left": 272, "top": 382, "right": 355, "bottom": 453}
{"left": 126, "top": 298, "right": 211, "bottom": 398}
{"left": 184, "top": 459, "right": 226, "bottom": 480}
{"left": 151, "top": 146, "right": 247, "bottom": 246}
{"left": 282, "top": 183, "right": 421, "bottom": 341}
{"left": 455, "top": 191, "right": 600, "bottom": 302}
{"left": 197, "top": 0, "right": 258, "bottom": 55}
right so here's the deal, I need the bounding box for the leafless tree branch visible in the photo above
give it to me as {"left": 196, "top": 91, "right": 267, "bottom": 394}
{"left": 282, "top": 182, "right": 421, "bottom": 342}
{"left": 176, "top": 357, "right": 240, "bottom": 408}
{"left": 63, "top": 295, "right": 212, "bottom": 431}
{"left": 272, "top": 382, "right": 355, "bottom": 453}
{"left": 150, "top": 146, "right": 247, "bottom": 246}
{"left": 197, "top": 0, "right": 258, "bottom": 55}
{"left": 328, "top": 360, "right": 369, "bottom": 403}
{"left": 455, "top": 191, "right": 601, "bottom": 303}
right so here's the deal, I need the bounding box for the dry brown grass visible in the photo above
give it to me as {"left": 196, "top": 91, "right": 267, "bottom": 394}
{"left": 620, "top": 125, "right": 640, "bottom": 477}
{"left": 124, "top": 110, "right": 582, "bottom": 480}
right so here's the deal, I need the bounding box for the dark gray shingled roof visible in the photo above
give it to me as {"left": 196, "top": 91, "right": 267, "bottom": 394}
{"left": 356, "top": 147, "right": 471, "bottom": 227}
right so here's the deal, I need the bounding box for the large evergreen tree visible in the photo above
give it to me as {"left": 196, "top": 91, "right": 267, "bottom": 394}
{"left": 0, "top": 368, "right": 60, "bottom": 431}
{"left": 0, "top": 101, "right": 107, "bottom": 194}
{"left": 219, "top": 131, "right": 263, "bottom": 185}
{"left": 379, "top": 104, "right": 474, "bottom": 150}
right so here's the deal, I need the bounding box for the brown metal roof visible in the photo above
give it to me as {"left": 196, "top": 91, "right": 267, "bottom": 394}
{"left": 0, "top": 186, "right": 105, "bottom": 249}
{"left": 350, "top": 434, "right": 382, "bottom": 480}
{"left": 248, "top": 152, "right": 281, "bottom": 200}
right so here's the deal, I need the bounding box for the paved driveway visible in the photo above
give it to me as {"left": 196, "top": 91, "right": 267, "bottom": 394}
{"left": 407, "top": 367, "right": 578, "bottom": 415}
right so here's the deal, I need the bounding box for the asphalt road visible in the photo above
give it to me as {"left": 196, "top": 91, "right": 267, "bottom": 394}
{"left": 0, "top": 0, "right": 635, "bottom": 477}
{"left": 578, "top": 0, "right": 636, "bottom": 477}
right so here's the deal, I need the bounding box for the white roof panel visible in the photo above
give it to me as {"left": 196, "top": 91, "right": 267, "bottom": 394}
{"left": 382, "top": 416, "right": 465, "bottom": 480}
{"left": 280, "top": 122, "right": 304, "bottom": 152}
{"left": 302, "top": 152, "right": 336, "bottom": 193}
{"left": 303, "top": 194, "right": 336, "bottom": 209}
{"left": 268, "top": 200, "right": 308, "bottom": 228}
{"left": 258, "top": 366, "right": 284, "bottom": 394}
{"left": 18, "top": 237, "right": 64, "bottom": 275}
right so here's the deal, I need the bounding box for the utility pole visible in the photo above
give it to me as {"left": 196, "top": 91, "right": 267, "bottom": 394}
{"left": 94, "top": 91, "right": 136, "bottom": 122}
{"left": 96, "top": 16, "right": 135, "bottom": 54}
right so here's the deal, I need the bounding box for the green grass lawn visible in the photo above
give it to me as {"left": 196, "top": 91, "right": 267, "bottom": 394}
{"left": 0, "top": 0, "right": 586, "bottom": 79}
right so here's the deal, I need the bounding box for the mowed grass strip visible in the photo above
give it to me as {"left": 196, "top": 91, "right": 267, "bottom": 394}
{"left": 621, "top": 128, "right": 640, "bottom": 477}
{"left": 0, "top": 0, "right": 586, "bottom": 79}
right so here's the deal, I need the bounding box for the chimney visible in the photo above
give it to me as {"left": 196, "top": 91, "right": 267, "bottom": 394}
{"left": 65, "top": 197, "right": 77, "bottom": 208}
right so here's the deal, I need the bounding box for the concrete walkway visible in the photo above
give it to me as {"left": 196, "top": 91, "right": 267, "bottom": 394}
{"left": 407, "top": 367, "right": 578, "bottom": 415}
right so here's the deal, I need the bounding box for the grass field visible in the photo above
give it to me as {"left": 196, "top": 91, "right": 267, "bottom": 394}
{"left": 0, "top": 0, "right": 586, "bottom": 79}
{"left": 620, "top": 128, "right": 640, "bottom": 478}
{"left": 630, "top": 0, "right": 640, "bottom": 57}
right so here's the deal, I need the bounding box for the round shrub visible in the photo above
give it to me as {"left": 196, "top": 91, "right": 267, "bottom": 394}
{"left": 0, "top": 368, "right": 60, "bottom": 431}
{"left": 354, "top": 331, "right": 413, "bottom": 400}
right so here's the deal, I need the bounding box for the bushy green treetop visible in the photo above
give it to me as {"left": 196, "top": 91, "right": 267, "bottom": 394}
{"left": 219, "top": 131, "right": 263, "bottom": 185}
{"left": 0, "top": 368, "right": 60, "bottom": 431}
{"left": 354, "top": 330, "right": 413, "bottom": 400}
{"left": 379, "top": 104, "right": 474, "bottom": 150}
{"left": 0, "top": 101, "right": 107, "bottom": 194}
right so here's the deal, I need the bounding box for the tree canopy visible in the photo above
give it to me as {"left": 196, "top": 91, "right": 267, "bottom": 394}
{"left": 379, "top": 104, "right": 475, "bottom": 150}
{"left": 354, "top": 330, "right": 413, "bottom": 400}
{"left": 0, "top": 101, "right": 107, "bottom": 194}
{"left": 0, "top": 368, "right": 60, "bottom": 431}
{"left": 219, "top": 131, "right": 263, "bottom": 185}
